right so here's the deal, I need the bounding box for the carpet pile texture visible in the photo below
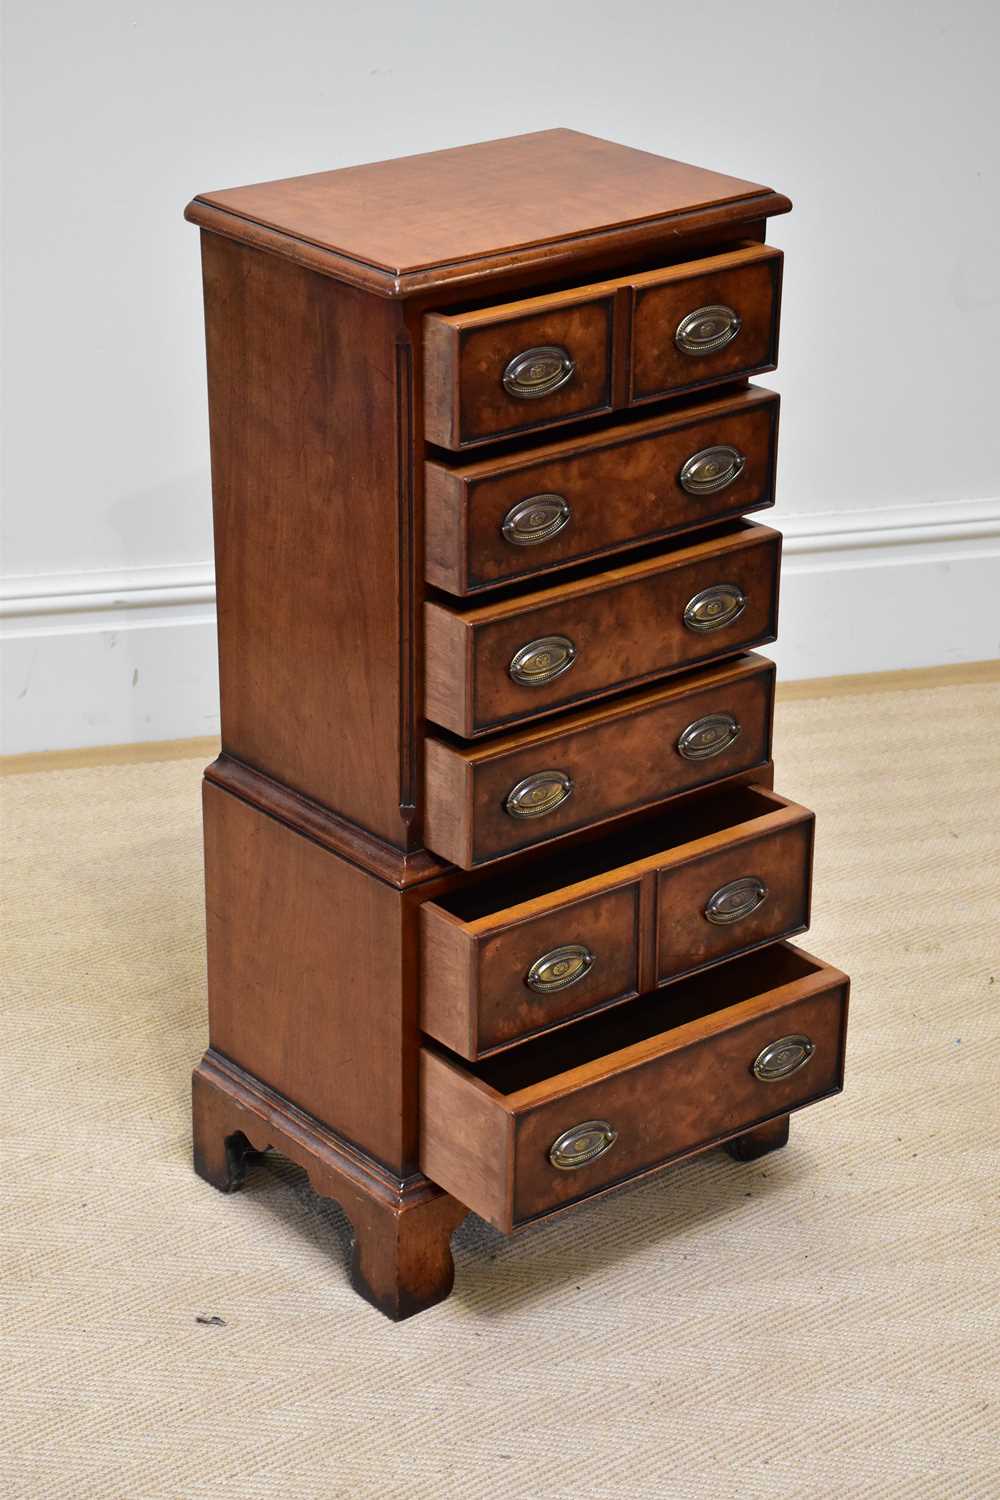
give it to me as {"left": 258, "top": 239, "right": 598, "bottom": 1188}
{"left": 3, "top": 675, "right": 998, "bottom": 1498}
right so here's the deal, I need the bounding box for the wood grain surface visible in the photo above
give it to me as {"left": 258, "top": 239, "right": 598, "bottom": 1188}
{"left": 425, "top": 386, "right": 779, "bottom": 595}
{"left": 425, "top": 522, "right": 782, "bottom": 737}
{"left": 423, "top": 654, "right": 775, "bottom": 867}
{"left": 420, "top": 943, "right": 848, "bottom": 1230}
{"left": 186, "top": 129, "right": 790, "bottom": 297}
{"left": 419, "top": 785, "right": 812, "bottom": 1059}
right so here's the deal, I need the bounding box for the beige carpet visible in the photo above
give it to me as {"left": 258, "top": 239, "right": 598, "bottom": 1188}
{"left": 3, "top": 674, "right": 999, "bottom": 1500}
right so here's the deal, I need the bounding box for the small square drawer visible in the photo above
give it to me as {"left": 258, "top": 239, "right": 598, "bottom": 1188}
{"left": 420, "top": 942, "right": 848, "bottom": 1230}
{"left": 424, "top": 287, "right": 615, "bottom": 449}
{"left": 630, "top": 245, "right": 782, "bottom": 404}
{"left": 425, "top": 386, "right": 780, "bottom": 596}
{"left": 420, "top": 784, "right": 813, "bottom": 1059}
{"left": 424, "top": 654, "right": 775, "bottom": 868}
{"left": 424, "top": 520, "right": 780, "bottom": 738}
{"left": 423, "top": 243, "right": 782, "bottom": 451}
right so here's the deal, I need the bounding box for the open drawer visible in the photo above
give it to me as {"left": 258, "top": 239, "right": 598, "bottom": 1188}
{"left": 420, "top": 942, "right": 848, "bottom": 1231}
{"left": 425, "top": 520, "right": 781, "bottom": 738}
{"left": 424, "top": 386, "right": 780, "bottom": 597}
{"left": 420, "top": 784, "right": 814, "bottom": 1058}
{"left": 424, "top": 653, "right": 775, "bottom": 868}
{"left": 423, "top": 243, "right": 782, "bottom": 450}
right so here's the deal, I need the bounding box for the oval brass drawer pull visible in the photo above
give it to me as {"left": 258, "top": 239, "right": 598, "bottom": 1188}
{"left": 704, "top": 875, "right": 768, "bottom": 925}
{"left": 676, "top": 712, "right": 741, "bottom": 761}
{"left": 683, "top": 583, "right": 747, "bottom": 633}
{"left": 549, "top": 1120, "right": 618, "bottom": 1170}
{"left": 679, "top": 444, "right": 747, "bottom": 496}
{"left": 753, "top": 1035, "right": 815, "bottom": 1082}
{"left": 502, "top": 493, "right": 571, "bottom": 547}
{"left": 526, "top": 943, "right": 595, "bottom": 993}
{"left": 509, "top": 634, "right": 576, "bottom": 686}
{"left": 675, "top": 304, "right": 742, "bottom": 357}
{"left": 505, "top": 770, "right": 574, "bottom": 820}
{"left": 502, "top": 345, "right": 576, "bottom": 400}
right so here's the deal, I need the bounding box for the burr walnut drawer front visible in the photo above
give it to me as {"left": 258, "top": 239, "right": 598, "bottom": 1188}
{"left": 420, "top": 784, "right": 813, "bottom": 1059}
{"left": 424, "top": 654, "right": 775, "bottom": 868}
{"left": 425, "top": 386, "right": 780, "bottom": 597}
{"left": 629, "top": 245, "right": 782, "bottom": 405}
{"left": 425, "top": 521, "right": 780, "bottom": 738}
{"left": 420, "top": 943, "right": 848, "bottom": 1230}
{"left": 424, "top": 287, "right": 615, "bottom": 450}
{"left": 423, "top": 243, "right": 782, "bottom": 450}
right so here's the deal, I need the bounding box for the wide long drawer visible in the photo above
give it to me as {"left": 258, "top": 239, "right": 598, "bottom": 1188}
{"left": 420, "top": 942, "right": 848, "bottom": 1230}
{"left": 425, "top": 521, "right": 781, "bottom": 738}
{"left": 424, "top": 654, "right": 775, "bottom": 868}
{"left": 420, "top": 784, "right": 813, "bottom": 1058}
{"left": 423, "top": 243, "right": 782, "bottom": 450}
{"left": 425, "top": 386, "right": 780, "bottom": 596}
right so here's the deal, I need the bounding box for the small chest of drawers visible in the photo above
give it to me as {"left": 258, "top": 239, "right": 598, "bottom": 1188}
{"left": 187, "top": 129, "right": 849, "bottom": 1320}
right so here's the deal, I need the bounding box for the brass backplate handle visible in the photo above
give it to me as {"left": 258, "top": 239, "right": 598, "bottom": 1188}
{"left": 505, "top": 770, "right": 574, "bottom": 820}
{"left": 509, "top": 635, "right": 576, "bottom": 687}
{"left": 502, "top": 494, "right": 571, "bottom": 547}
{"left": 752, "top": 1035, "right": 815, "bottom": 1082}
{"left": 502, "top": 345, "right": 576, "bottom": 400}
{"left": 549, "top": 1120, "right": 618, "bottom": 1170}
{"left": 679, "top": 444, "right": 747, "bottom": 496}
{"left": 704, "top": 875, "right": 768, "bottom": 925}
{"left": 526, "top": 943, "right": 595, "bottom": 993}
{"left": 676, "top": 712, "right": 741, "bottom": 761}
{"left": 683, "top": 583, "right": 747, "bottom": 633}
{"left": 675, "top": 304, "right": 742, "bottom": 356}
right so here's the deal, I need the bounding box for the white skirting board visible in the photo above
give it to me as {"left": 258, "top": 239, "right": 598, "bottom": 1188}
{"left": 2, "top": 500, "right": 998, "bottom": 755}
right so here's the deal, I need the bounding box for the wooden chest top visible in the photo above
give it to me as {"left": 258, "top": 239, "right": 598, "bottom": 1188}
{"left": 186, "top": 128, "right": 790, "bottom": 296}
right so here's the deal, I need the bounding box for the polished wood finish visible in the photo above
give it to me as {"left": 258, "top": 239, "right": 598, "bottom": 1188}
{"left": 204, "top": 753, "right": 451, "bottom": 891}
{"left": 424, "top": 653, "right": 775, "bottom": 867}
{"left": 420, "top": 785, "right": 812, "bottom": 1059}
{"left": 420, "top": 943, "right": 849, "bottom": 1231}
{"left": 186, "top": 128, "right": 790, "bottom": 299}
{"left": 425, "top": 386, "right": 779, "bottom": 595}
{"left": 201, "top": 233, "right": 419, "bottom": 850}
{"left": 189, "top": 131, "right": 846, "bottom": 1320}
{"left": 655, "top": 791, "right": 813, "bottom": 982}
{"left": 422, "top": 880, "right": 640, "bottom": 1063}
{"left": 630, "top": 245, "right": 782, "bottom": 403}
{"left": 423, "top": 243, "right": 781, "bottom": 450}
{"left": 425, "top": 521, "right": 781, "bottom": 737}
{"left": 192, "top": 1049, "right": 466, "bottom": 1320}
{"left": 425, "top": 286, "right": 615, "bottom": 449}
{"left": 203, "top": 781, "right": 418, "bottom": 1172}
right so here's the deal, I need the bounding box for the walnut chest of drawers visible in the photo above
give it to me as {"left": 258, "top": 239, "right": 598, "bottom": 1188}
{"left": 186, "top": 129, "right": 850, "bottom": 1319}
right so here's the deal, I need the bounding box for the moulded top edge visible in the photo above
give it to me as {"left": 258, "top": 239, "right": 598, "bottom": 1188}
{"left": 184, "top": 129, "right": 791, "bottom": 298}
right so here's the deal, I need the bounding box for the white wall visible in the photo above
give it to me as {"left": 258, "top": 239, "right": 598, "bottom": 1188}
{"left": 2, "top": 0, "right": 998, "bottom": 751}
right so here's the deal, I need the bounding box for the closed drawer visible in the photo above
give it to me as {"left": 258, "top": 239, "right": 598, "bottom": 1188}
{"left": 425, "top": 386, "right": 780, "bottom": 596}
{"left": 420, "top": 942, "right": 848, "bottom": 1230}
{"left": 423, "top": 243, "right": 782, "bottom": 451}
{"left": 420, "top": 784, "right": 813, "bottom": 1058}
{"left": 424, "top": 654, "right": 775, "bottom": 868}
{"left": 630, "top": 245, "right": 782, "bottom": 404}
{"left": 425, "top": 520, "right": 780, "bottom": 738}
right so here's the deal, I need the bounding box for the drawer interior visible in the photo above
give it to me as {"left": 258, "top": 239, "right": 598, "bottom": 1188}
{"left": 420, "top": 941, "right": 846, "bottom": 1229}
{"left": 435, "top": 784, "right": 782, "bottom": 922}
{"left": 470, "top": 943, "right": 824, "bottom": 1096}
